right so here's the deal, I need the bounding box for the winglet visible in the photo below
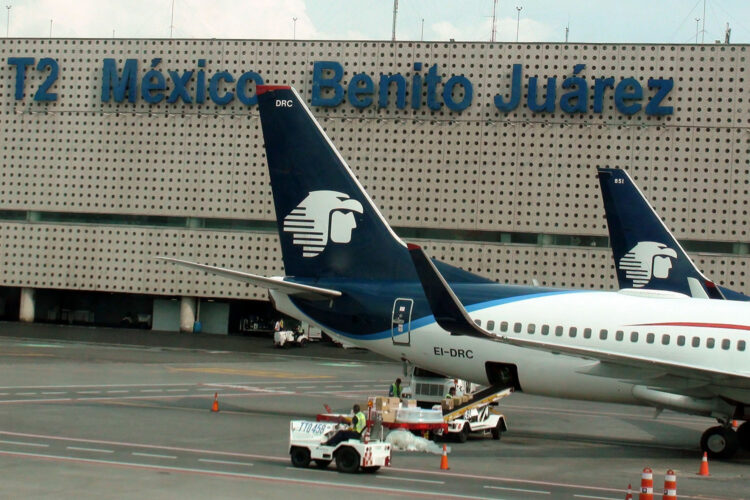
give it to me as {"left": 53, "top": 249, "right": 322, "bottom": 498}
{"left": 407, "top": 245, "right": 490, "bottom": 339}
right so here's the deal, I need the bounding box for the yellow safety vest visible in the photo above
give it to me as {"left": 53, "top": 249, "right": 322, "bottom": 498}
{"left": 353, "top": 411, "right": 367, "bottom": 434}
{"left": 390, "top": 383, "right": 401, "bottom": 397}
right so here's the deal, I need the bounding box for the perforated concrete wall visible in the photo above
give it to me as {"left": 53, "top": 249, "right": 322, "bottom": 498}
{"left": 0, "top": 39, "right": 748, "bottom": 297}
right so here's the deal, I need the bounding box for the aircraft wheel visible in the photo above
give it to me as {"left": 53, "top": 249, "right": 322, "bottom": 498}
{"left": 335, "top": 446, "right": 360, "bottom": 473}
{"left": 700, "top": 425, "right": 739, "bottom": 459}
{"left": 737, "top": 422, "right": 750, "bottom": 450}
{"left": 290, "top": 446, "right": 311, "bottom": 468}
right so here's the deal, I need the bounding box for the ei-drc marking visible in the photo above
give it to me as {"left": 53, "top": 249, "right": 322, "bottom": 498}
{"left": 434, "top": 347, "right": 474, "bottom": 359}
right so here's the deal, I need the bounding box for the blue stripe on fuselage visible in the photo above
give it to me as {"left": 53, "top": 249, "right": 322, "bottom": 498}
{"left": 298, "top": 289, "right": 585, "bottom": 341}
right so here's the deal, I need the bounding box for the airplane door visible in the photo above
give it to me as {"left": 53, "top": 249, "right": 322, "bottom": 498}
{"left": 391, "top": 298, "right": 413, "bottom": 346}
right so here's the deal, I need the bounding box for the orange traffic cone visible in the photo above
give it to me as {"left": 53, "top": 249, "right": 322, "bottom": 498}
{"left": 698, "top": 451, "right": 710, "bottom": 476}
{"left": 211, "top": 392, "right": 219, "bottom": 412}
{"left": 732, "top": 419, "right": 739, "bottom": 430}
{"left": 439, "top": 444, "right": 449, "bottom": 470}
{"left": 625, "top": 483, "right": 633, "bottom": 500}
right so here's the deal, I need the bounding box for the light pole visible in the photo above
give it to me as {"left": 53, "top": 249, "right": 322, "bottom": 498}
{"left": 293, "top": 17, "right": 297, "bottom": 40}
{"left": 420, "top": 18, "right": 424, "bottom": 41}
{"left": 695, "top": 17, "right": 700, "bottom": 44}
{"left": 515, "top": 6, "right": 523, "bottom": 43}
{"left": 5, "top": 5, "right": 10, "bottom": 38}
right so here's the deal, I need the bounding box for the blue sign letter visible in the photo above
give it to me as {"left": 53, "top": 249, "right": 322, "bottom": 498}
{"left": 614, "top": 77, "right": 642, "bottom": 115}
{"left": 7, "top": 57, "right": 35, "bottom": 100}
{"left": 101, "top": 58, "right": 138, "bottom": 103}
{"left": 311, "top": 61, "right": 344, "bottom": 107}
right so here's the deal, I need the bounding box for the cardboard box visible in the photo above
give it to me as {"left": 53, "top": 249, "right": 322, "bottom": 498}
{"left": 387, "top": 397, "right": 401, "bottom": 409}
{"left": 369, "top": 397, "right": 387, "bottom": 411}
{"left": 452, "top": 396, "right": 463, "bottom": 407}
{"left": 441, "top": 399, "right": 454, "bottom": 412}
{"left": 462, "top": 394, "right": 472, "bottom": 404}
{"left": 406, "top": 399, "right": 417, "bottom": 408}
{"left": 380, "top": 409, "right": 396, "bottom": 423}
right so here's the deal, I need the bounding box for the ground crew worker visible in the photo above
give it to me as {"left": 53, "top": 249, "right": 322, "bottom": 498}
{"left": 324, "top": 404, "right": 367, "bottom": 447}
{"left": 389, "top": 378, "right": 402, "bottom": 397}
{"left": 445, "top": 386, "right": 456, "bottom": 399}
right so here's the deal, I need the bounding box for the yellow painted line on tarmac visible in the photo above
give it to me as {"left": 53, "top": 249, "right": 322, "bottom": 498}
{"left": 166, "top": 367, "right": 332, "bottom": 379}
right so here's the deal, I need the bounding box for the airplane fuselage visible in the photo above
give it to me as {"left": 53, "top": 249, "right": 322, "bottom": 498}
{"left": 272, "top": 283, "right": 750, "bottom": 418}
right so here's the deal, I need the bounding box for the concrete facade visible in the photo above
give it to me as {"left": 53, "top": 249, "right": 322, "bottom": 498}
{"left": 0, "top": 39, "right": 748, "bottom": 302}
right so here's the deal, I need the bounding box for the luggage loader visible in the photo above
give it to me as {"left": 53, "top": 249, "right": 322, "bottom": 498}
{"left": 288, "top": 420, "right": 391, "bottom": 473}
{"left": 436, "top": 387, "right": 512, "bottom": 442}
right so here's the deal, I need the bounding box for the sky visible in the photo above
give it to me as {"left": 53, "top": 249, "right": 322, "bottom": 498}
{"left": 2, "top": 0, "right": 749, "bottom": 44}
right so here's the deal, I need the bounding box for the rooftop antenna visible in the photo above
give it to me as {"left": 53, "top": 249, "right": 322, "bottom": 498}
{"left": 293, "top": 17, "right": 297, "bottom": 40}
{"left": 490, "top": 0, "right": 497, "bottom": 42}
{"left": 701, "top": 0, "right": 706, "bottom": 43}
{"left": 170, "top": 0, "right": 175, "bottom": 38}
{"left": 724, "top": 22, "right": 731, "bottom": 44}
{"left": 49, "top": 19, "right": 52, "bottom": 38}
{"left": 391, "top": 0, "right": 398, "bottom": 41}
{"left": 564, "top": 22, "right": 569, "bottom": 43}
{"left": 420, "top": 18, "right": 424, "bottom": 41}
{"left": 5, "top": 5, "right": 10, "bottom": 38}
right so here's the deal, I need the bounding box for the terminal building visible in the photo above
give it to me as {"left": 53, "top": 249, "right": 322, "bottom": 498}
{"left": 0, "top": 38, "right": 747, "bottom": 334}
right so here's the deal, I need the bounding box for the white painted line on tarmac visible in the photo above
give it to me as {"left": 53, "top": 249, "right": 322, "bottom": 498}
{"left": 41, "top": 391, "right": 66, "bottom": 395}
{"left": 132, "top": 452, "right": 177, "bottom": 460}
{"left": 77, "top": 391, "right": 101, "bottom": 394}
{"left": 197, "top": 388, "right": 218, "bottom": 392}
{"left": 0, "top": 449, "right": 495, "bottom": 500}
{"left": 15, "top": 392, "right": 37, "bottom": 396}
{"left": 574, "top": 495, "right": 621, "bottom": 500}
{"left": 376, "top": 476, "right": 445, "bottom": 485}
{"left": 296, "top": 385, "right": 315, "bottom": 389}
{"left": 324, "top": 385, "right": 343, "bottom": 388}
{"left": 484, "top": 485, "right": 550, "bottom": 495}
{"left": 166, "top": 389, "right": 189, "bottom": 392}
{"left": 106, "top": 390, "right": 129, "bottom": 394}
{"left": 0, "top": 440, "right": 50, "bottom": 448}
{"left": 67, "top": 446, "right": 114, "bottom": 454}
{"left": 0, "top": 393, "right": 9, "bottom": 396}
{"left": 199, "top": 458, "right": 253, "bottom": 467}
{"left": 140, "top": 389, "right": 163, "bottom": 393}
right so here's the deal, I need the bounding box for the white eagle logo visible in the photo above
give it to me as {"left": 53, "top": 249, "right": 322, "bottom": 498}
{"left": 618, "top": 241, "right": 678, "bottom": 287}
{"left": 283, "top": 190, "right": 364, "bottom": 257}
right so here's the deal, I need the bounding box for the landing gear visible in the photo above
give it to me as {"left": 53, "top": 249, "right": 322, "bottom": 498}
{"left": 737, "top": 422, "right": 750, "bottom": 451}
{"left": 700, "top": 425, "right": 739, "bottom": 459}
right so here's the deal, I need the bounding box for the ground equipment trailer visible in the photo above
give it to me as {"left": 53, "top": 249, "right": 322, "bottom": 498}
{"left": 435, "top": 386, "right": 512, "bottom": 442}
{"left": 288, "top": 420, "right": 391, "bottom": 473}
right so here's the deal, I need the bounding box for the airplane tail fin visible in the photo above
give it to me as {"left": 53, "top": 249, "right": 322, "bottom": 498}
{"left": 597, "top": 168, "right": 723, "bottom": 299}
{"left": 256, "top": 85, "right": 413, "bottom": 281}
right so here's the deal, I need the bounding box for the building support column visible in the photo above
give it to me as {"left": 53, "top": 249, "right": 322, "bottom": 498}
{"left": 180, "top": 296, "right": 196, "bottom": 333}
{"left": 19, "top": 287, "right": 35, "bottom": 323}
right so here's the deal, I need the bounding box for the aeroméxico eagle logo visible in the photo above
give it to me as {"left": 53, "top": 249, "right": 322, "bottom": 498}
{"left": 283, "top": 191, "right": 364, "bottom": 257}
{"left": 618, "top": 241, "right": 678, "bottom": 287}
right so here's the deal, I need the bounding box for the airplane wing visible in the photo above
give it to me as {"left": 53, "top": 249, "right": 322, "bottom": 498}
{"left": 156, "top": 257, "right": 342, "bottom": 300}
{"left": 407, "top": 244, "right": 750, "bottom": 390}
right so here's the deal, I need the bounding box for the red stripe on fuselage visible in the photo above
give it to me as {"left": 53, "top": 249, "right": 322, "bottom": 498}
{"left": 630, "top": 322, "right": 750, "bottom": 331}
{"left": 256, "top": 85, "right": 291, "bottom": 95}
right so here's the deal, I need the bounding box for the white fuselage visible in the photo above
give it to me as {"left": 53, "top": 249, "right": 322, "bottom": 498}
{"left": 272, "top": 289, "right": 750, "bottom": 414}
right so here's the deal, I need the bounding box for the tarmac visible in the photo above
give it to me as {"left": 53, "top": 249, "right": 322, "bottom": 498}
{"left": 0, "top": 321, "right": 748, "bottom": 499}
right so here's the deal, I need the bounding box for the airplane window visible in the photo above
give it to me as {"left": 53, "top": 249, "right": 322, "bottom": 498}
{"left": 616, "top": 330, "right": 624, "bottom": 341}
{"left": 662, "top": 334, "right": 670, "bottom": 345}
{"left": 569, "top": 327, "right": 577, "bottom": 337}
{"left": 599, "top": 329, "right": 608, "bottom": 340}
{"left": 707, "top": 338, "right": 715, "bottom": 349}
{"left": 630, "top": 332, "right": 638, "bottom": 342}
{"left": 527, "top": 323, "right": 535, "bottom": 334}
{"left": 501, "top": 322, "right": 508, "bottom": 332}
{"left": 721, "top": 339, "right": 730, "bottom": 350}
{"left": 555, "top": 326, "right": 563, "bottom": 337}
{"left": 692, "top": 337, "right": 700, "bottom": 348}
{"left": 739, "top": 340, "right": 746, "bottom": 352}
{"left": 647, "top": 333, "right": 655, "bottom": 344}
{"left": 677, "top": 335, "right": 685, "bottom": 346}
{"left": 583, "top": 328, "right": 592, "bottom": 339}
{"left": 514, "top": 322, "right": 522, "bottom": 333}
{"left": 474, "top": 319, "right": 482, "bottom": 326}
{"left": 541, "top": 325, "right": 549, "bottom": 335}
{"left": 487, "top": 320, "right": 495, "bottom": 331}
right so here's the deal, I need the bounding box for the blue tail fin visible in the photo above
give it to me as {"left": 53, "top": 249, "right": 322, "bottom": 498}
{"left": 597, "top": 167, "right": 725, "bottom": 299}
{"left": 256, "top": 85, "right": 415, "bottom": 281}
